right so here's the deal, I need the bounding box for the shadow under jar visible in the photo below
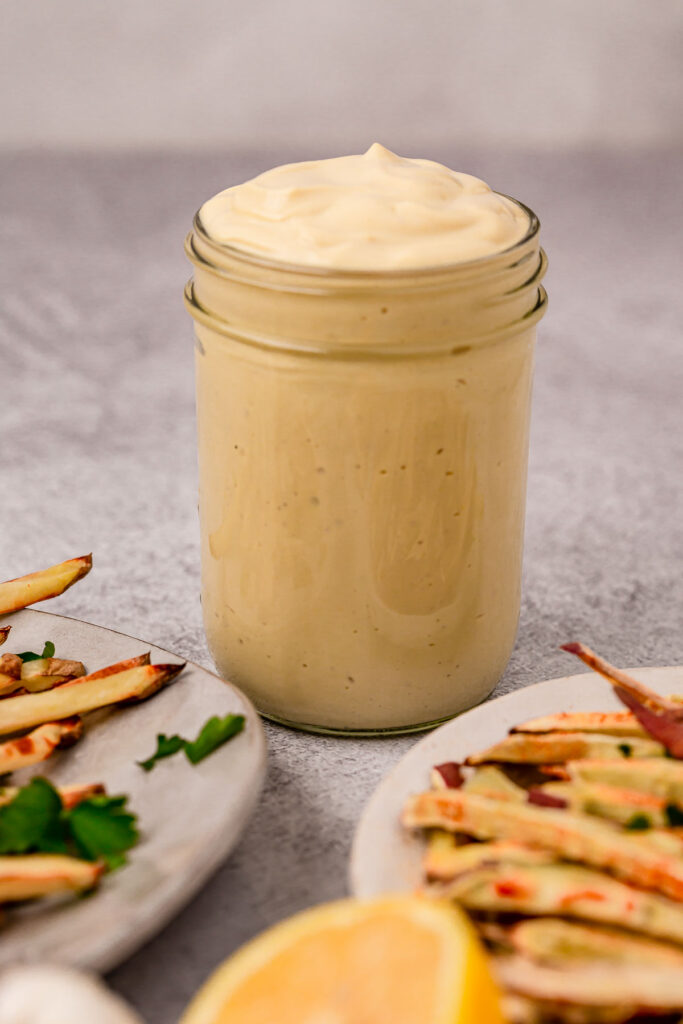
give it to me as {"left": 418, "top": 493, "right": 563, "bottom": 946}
{"left": 185, "top": 206, "right": 547, "bottom": 735}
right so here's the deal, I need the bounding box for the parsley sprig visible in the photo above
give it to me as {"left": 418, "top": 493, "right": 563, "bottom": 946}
{"left": 0, "top": 778, "right": 138, "bottom": 870}
{"left": 138, "top": 713, "right": 245, "bottom": 772}
{"left": 18, "top": 640, "right": 56, "bottom": 662}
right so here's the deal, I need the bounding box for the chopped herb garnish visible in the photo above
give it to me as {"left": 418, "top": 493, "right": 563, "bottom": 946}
{"left": 138, "top": 734, "right": 185, "bottom": 772}
{"left": 18, "top": 640, "right": 55, "bottom": 662}
{"left": 625, "top": 813, "right": 651, "bottom": 831}
{"left": 0, "top": 777, "right": 137, "bottom": 869}
{"left": 68, "top": 795, "right": 138, "bottom": 870}
{"left": 665, "top": 804, "right": 683, "bottom": 827}
{"left": 138, "top": 713, "right": 245, "bottom": 771}
{"left": 618, "top": 743, "right": 633, "bottom": 758}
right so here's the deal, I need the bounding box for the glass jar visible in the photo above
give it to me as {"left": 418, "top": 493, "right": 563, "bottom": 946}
{"left": 184, "top": 203, "right": 547, "bottom": 735}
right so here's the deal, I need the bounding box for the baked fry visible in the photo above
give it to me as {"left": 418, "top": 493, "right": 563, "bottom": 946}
{"left": 403, "top": 789, "right": 683, "bottom": 900}
{"left": 0, "top": 661, "right": 183, "bottom": 736}
{"left": 0, "top": 782, "right": 105, "bottom": 810}
{"left": 21, "top": 658, "right": 86, "bottom": 681}
{"left": 539, "top": 780, "right": 673, "bottom": 829}
{"left": 0, "top": 555, "right": 92, "bottom": 616}
{"left": 0, "top": 626, "right": 9, "bottom": 647}
{"left": 513, "top": 710, "right": 648, "bottom": 738}
{"left": 509, "top": 918, "right": 683, "bottom": 968}
{"left": 563, "top": 758, "right": 683, "bottom": 803}
{"left": 465, "top": 731, "right": 665, "bottom": 765}
{"left": 494, "top": 954, "right": 683, "bottom": 1012}
{"left": 462, "top": 766, "right": 527, "bottom": 801}
{"left": 0, "top": 717, "right": 83, "bottom": 772}
{"left": 424, "top": 833, "right": 554, "bottom": 882}
{"left": 0, "top": 854, "right": 103, "bottom": 901}
{"left": 433, "top": 862, "right": 683, "bottom": 943}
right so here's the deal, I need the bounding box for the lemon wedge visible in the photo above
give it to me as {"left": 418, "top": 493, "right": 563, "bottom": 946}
{"left": 181, "top": 895, "right": 504, "bottom": 1024}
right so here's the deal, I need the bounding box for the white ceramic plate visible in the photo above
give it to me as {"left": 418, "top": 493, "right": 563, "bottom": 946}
{"left": 350, "top": 664, "right": 683, "bottom": 898}
{"left": 0, "top": 609, "right": 266, "bottom": 972}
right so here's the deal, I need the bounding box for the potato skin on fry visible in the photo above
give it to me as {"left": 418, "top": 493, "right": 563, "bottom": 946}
{"left": 465, "top": 731, "right": 666, "bottom": 765}
{"left": 512, "top": 711, "right": 648, "bottom": 738}
{"left": 0, "top": 661, "right": 184, "bottom": 735}
{"left": 404, "top": 789, "right": 683, "bottom": 900}
{"left": 0, "top": 554, "right": 92, "bottom": 616}
{"left": 0, "top": 854, "right": 102, "bottom": 901}
{"left": 0, "top": 717, "right": 83, "bottom": 772}
{"left": 0, "top": 626, "right": 9, "bottom": 646}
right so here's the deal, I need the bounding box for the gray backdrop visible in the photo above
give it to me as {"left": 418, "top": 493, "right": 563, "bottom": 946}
{"left": 2, "top": 0, "right": 682, "bottom": 152}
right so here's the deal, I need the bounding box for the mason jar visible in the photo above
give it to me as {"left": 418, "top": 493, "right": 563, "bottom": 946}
{"left": 184, "top": 205, "right": 546, "bottom": 735}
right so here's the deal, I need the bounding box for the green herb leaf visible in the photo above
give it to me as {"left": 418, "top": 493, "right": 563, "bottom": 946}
{"left": 665, "top": 804, "right": 683, "bottom": 827}
{"left": 618, "top": 743, "right": 633, "bottom": 758}
{"left": 137, "top": 714, "right": 245, "bottom": 771}
{"left": 0, "top": 778, "right": 138, "bottom": 871}
{"left": 138, "top": 734, "right": 185, "bottom": 772}
{"left": 0, "top": 777, "right": 67, "bottom": 853}
{"left": 18, "top": 640, "right": 56, "bottom": 662}
{"left": 67, "top": 796, "right": 138, "bottom": 870}
{"left": 625, "top": 813, "right": 652, "bottom": 831}
{"left": 183, "top": 714, "right": 245, "bottom": 764}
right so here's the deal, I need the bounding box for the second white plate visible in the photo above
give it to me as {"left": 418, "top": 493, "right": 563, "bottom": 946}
{"left": 350, "top": 664, "right": 683, "bottom": 898}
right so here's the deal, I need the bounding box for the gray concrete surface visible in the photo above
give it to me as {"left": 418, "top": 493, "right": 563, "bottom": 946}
{"left": 1, "top": 146, "right": 682, "bottom": 1022}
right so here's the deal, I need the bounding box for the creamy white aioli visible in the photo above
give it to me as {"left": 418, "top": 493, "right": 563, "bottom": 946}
{"left": 199, "top": 143, "right": 528, "bottom": 269}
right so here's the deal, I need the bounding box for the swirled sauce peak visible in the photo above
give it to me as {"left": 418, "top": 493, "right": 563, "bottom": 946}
{"left": 198, "top": 144, "right": 529, "bottom": 270}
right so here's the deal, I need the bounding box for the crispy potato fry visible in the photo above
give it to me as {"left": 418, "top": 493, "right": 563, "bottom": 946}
{"left": 0, "top": 555, "right": 92, "bottom": 617}
{"left": 540, "top": 780, "right": 673, "bottom": 829}
{"left": 0, "top": 717, "right": 83, "bottom": 772}
{"left": 513, "top": 710, "right": 649, "bottom": 738}
{"left": 466, "top": 731, "right": 666, "bottom": 765}
{"left": 0, "top": 661, "right": 183, "bottom": 736}
{"left": 462, "top": 766, "right": 527, "bottom": 801}
{"left": 509, "top": 918, "right": 683, "bottom": 968}
{"left": 0, "top": 654, "right": 21, "bottom": 679}
{"left": 434, "top": 862, "right": 683, "bottom": 943}
{"left": 562, "top": 643, "right": 682, "bottom": 716}
{"left": 0, "top": 854, "right": 103, "bottom": 901}
{"left": 495, "top": 954, "right": 683, "bottom": 1012}
{"left": 0, "top": 781, "right": 105, "bottom": 810}
{"left": 21, "top": 658, "right": 86, "bottom": 681}
{"left": 403, "top": 790, "right": 683, "bottom": 900}
{"left": 0, "top": 626, "right": 9, "bottom": 647}
{"left": 85, "top": 652, "right": 150, "bottom": 679}
{"left": 424, "top": 834, "right": 555, "bottom": 882}
{"left": 563, "top": 758, "right": 683, "bottom": 804}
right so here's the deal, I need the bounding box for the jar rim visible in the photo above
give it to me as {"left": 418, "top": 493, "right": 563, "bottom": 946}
{"left": 191, "top": 193, "right": 540, "bottom": 282}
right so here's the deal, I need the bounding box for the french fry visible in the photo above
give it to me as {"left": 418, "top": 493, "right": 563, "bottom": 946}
{"left": 465, "top": 731, "right": 666, "bottom": 765}
{"left": 539, "top": 780, "right": 673, "bottom": 829}
{"left": 403, "top": 790, "right": 683, "bottom": 900}
{"left": 0, "top": 854, "right": 103, "bottom": 901}
{"left": 435, "top": 862, "right": 683, "bottom": 944}
{"left": 0, "top": 782, "right": 105, "bottom": 810}
{"left": 513, "top": 710, "right": 649, "bottom": 738}
{"left": 0, "top": 717, "right": 83, "bottom": 772}
{"left": 85, "top": 652, "right": 150, "bottom": 679}
{"left": 462, "top": 766, "right": 527, "bottom": 801}
{"left": 494, "top": 955, "right": 683, "bottom": 1013}
{"left": 509, "top": 918, "right": 683, "bottom": 968}
{"left": 563, "top": 758, "right": 683, "bottom": 804}
{"left": 21, "top": 658, "right": 86, "bottom": 681}
{"left": 424, "top": 833, "right": 555, "bottom": 882}
{"left": 0, "top": 626, "right": 9, "bottom": 646}
{"left": 0, "top": 654, "right": 20, "bottom": 679}
{"left": 0, "top": 661, "right": 183, "bottom": 735}
{"left": 0, "top": 555, "right": 92, "bottom": 616}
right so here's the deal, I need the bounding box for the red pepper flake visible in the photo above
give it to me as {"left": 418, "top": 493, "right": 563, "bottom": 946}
{"left": 494, "top": 880, "right": 530, "bottom": 899}
{"left": 560, "top": 889, "right": 607, "bottom": 906}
